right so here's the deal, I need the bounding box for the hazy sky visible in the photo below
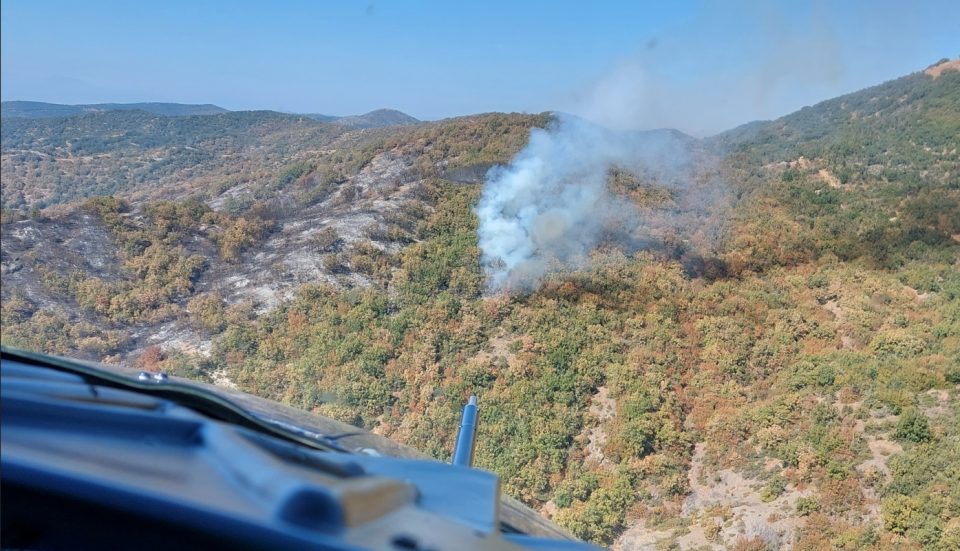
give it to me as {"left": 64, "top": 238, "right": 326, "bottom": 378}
{"left": 2, "top": 0, "right": 957, "bottom": 135}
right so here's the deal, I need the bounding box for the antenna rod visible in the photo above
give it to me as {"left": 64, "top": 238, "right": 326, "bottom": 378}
{"left": 451, "top": 395, "right": 478, "bottom": 467}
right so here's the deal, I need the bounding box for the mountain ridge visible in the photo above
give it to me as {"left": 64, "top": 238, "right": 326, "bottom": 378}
{"left": 2, "top": 100, "right": 421, "bottom": 129}
{"left": 1, "top": 101, "right": 230, "bottom": 118}
{"left": 711, "top": 57, "right": 960, "bottom": 152}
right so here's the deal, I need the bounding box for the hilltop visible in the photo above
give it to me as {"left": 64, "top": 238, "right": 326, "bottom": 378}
{"left": 304, "top": 108, "right": 421, "bottom": 128}
{"left": 2, "top": 60, "right": 959, "bottom": 550}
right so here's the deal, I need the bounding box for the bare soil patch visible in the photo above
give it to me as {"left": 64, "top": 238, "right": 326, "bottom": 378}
{"left": 925, "top": 58, "right": 960, "bottom": 79}
{"left": 817, "top": 169, "right": 842, "bottom": 188}
{"left": 584, "top": 386, "right": 617, "bottom": 468}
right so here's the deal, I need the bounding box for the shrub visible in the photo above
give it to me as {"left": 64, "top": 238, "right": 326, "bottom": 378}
{"left": 314, "top": 227, "right": 343, "bottom": 253}
{"left": 187, "top": 293, "right": 226, "bottom": 333}
{"left": 870, "top": 329, "right": 927, "bottom": 359}
{"left": 894, "top": 408, "right": 931, "bottom": 443}
{"left": 701, "top": 517, "right": 722, "bottom": 541}
{"left": 816, "top": 365, "right": 836, "bottom": 387}
{"left": 277, "top": 161, "right": 314, "bottom": 188}
{"left": 945, "top": 367, "right": 960, "bottom": 385}
{"left": 795, "top": 496, "right": 819, "bottom": 516}
{"left": 731, "top": 536, "right": 774, "bottom": 551}
{"left": 760, "top": 476, "right": 787, "bottom": 502}
{"left": 138, "top": 345, "right": 164, "bottom": 371}
{"left": 662, "top": 472, "right": 689, "bottom": 496}
{"left": 322, "top": 253, "right": 347, "bottom": 273}
{"left": 826, "top": 460, "right": 850, "bottom": 480}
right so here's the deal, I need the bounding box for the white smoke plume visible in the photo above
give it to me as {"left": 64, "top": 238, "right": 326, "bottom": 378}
{"left": 475, "top": 110, "right": 701, "bottom": 292}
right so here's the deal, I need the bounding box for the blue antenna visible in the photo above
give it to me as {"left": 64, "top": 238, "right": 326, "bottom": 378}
{"left": 452, "top": 395, "right": 478, "bottom": 467}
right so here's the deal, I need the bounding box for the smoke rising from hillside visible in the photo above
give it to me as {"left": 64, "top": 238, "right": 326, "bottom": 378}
{"left": 475, "top": 109, "right": 702, "bottom": 292}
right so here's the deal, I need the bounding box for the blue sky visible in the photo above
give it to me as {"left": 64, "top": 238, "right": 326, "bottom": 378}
{"left": 2, "top": 0, "right": 957, "bottom": 135}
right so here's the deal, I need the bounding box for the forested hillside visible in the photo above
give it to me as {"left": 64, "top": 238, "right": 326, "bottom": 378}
{"left": 0, "top": 106, "right": 423, "bottom": 212}
{"left": 0, "top": 110, "right": 345, "bottom": 210}
{"left": 2, "top": 60, "right": 958, "bottom": 550}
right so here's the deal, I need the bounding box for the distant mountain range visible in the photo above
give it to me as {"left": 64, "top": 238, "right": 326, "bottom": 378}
{"left": 1, "top": 101, "right": 230, "bottom": 118}
{"left": 1, "top": 101, "right": 420, "bottom": 129}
